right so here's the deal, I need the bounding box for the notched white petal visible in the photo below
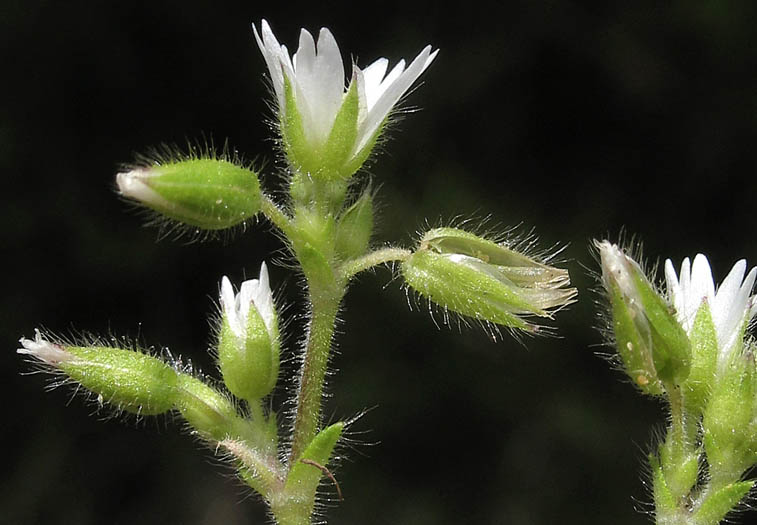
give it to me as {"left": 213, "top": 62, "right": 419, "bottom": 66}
{"left": 17, "top": 329, "right": 71, "bottom": 366}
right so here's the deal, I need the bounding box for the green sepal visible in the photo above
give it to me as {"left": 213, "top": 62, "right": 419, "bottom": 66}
{"left": 402, "top": 250, "right": 531, "bottom": 330}
{"left": 342, "top": 119, "right": 385, "bottom": 177}
{"left": 175, "top": 374, "right": 240, "bottom": 441}
{"left": 285, "top": 422, "right": 344, "bottom": 501}
{"left": 322, "top": 80, "right": 360, "bottom": 179}
{"left": 630, "top": 271, "right": 691, "bottom": 384}
{"left": 703, "top": 352, "right": 757, "bottom": 481}
{"left": 218, "top": 309, "right": 279, "bottom": 402}
{"left": 683, "top": 302, "right": 718, "bottom": 415}
{"left": 134, "top": 158, "right": 261, "bottom": 230}
{"left": 423, "top": 228, "right": 548, "bottom": 268}
{"left": 281, "top": 77, "right": 317, "bottom": 176}
{"left": 607, "top": 280, "right": 663, "bottom": 395}
{"left": 62, "top": 346, "right": 178, "bottom": 415}
{"left": 334, "top": 189, "right": 373, "bottom": 261}
{"left": 650, "top": 453, "right": 676, "bottom": 517}
{"left": 692, "top": 480, "right": 753, "bottom": 525}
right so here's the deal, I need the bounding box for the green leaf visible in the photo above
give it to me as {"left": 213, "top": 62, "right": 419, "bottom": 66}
{"left": 284, "top": 422, "right": 344, "bottom": 513}
{"left": 650, "top": 453, "right": 676, "bottom": 517}
{"left": 692, "top": 480, "right": 753, "bottom": 525}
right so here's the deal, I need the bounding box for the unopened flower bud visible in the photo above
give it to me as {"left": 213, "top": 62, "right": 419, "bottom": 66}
{"left": 597, "top": 241, "right": 691, "bottom": 388}
{"left": 402, "top": 228, "right": 577, "bottom": 331}
{"left": 18, "top": 330, "right": 178, "bottom": 415}
{"left": 218, "top": 263, "right": 279, "bottom": 401}
{"left": 117, "top": 157, "right": 261, "bottom": 230}
{"left": 334, "top": 189, "right": 373, "bottom": 260}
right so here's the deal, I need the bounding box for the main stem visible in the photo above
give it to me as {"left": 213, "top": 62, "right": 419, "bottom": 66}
{"left": 290, "top": 288, "right": 342, "bottom": 463}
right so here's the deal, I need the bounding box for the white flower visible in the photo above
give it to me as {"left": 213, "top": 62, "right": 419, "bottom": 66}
{"left": 253, "top": 19, "right": 438, "bottom": 165}
{"left": 220, "top": 262, "right": 276, "bottom": 341}
{"left": 17, "top": 329, "right": 71, "bottom": 365}
{"left": 665, "top": 254, "right": 757, "bottom": 358}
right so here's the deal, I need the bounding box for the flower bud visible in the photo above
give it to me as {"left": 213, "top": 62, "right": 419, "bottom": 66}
{"left": 17, "top": 330, "right": 178, "bottom": 415}
{"left": 597, "top": 241, "right": 691, "bottom": 388}
{"left": 401, "top": 228, "right": 577, "bottom": 331}
{"left": 217, "top": 263, "right": 279, "bottom": 401}
{"left": 116, "top": 158, "right": 261, "bottom": 230}
{"left": 334, "top": 189, "right": 373, "bottom": 261}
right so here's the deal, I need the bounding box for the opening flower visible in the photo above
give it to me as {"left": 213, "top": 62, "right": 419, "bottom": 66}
{"left": 253, "top": 19, "right": 438, "bottom": 180}
{"left": 218, "top": 262, "right": 279, "bottom": 401}
{"left": 665, "top": 255, "right": 757, "bottom": 359}
{"left": 220, "top": 262, "right": 276, "bottom": 343}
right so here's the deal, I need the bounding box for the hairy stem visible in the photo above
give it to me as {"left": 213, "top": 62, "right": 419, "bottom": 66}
{"left": 338, "top": 247, "right": 411, "bottom": 281}
{"left": 289, "top": 290, "right": 342, "bottom": 463}
{"left": 261, "top": 194, "right": 294, "bottom": 237}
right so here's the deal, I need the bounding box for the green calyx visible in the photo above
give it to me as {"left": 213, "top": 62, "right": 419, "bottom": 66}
{"left": 606, "top": 279, "right": 663, "bottom": 395}
{"left": 597, "top": 241, "right": 690, "bottom": 388}
{"left": 280, "top": 76, "right": 379, "bottom": 182}
{"left": 118, "top": 158, "right": 262, "bottom": 230}
{"left": 218, "top": 310, "right": 280, "bottom": 403}
{"left": 62, "top": 345, "right": 178, "bottom": 415}
{"left": 682, "top": 302, "right": 719, "bottom": 414}
{"left": 630, "top": 270, "right": 691, "bottom": 385}
{"left": 401, "top": 229, "right": 576, "bottom": 330}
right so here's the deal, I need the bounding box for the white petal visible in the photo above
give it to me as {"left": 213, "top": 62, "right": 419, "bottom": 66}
{"left": 355, "top": 45, "right": 438, "bottom": 153}
{"left": 711, "top": 259, "right": 746, "bottom": 331}
{"left": 253, "top": 20, "right": 286, "bottom": 107}
{"left": 17, "top": 329, "right": 72, "bottom": 366}
{"left": 292, "top": 27, "right": 345, "bottom": 145}
{"left": 664, "top": 259, "right": 681, "bottom": 312}
{"left": 220, "top": 276, "right": 243, "bottom": 338}
{"left": 680, "top": 254, "right": 714, "bottom": 331}
{"left": 251, "top": 262, "right": 276, "bottom": 336}
{"left": 361, "top": 57, "right": 391, "bottom": 108}
{"left": 716, "top": 264, "right": 756, "bottom": 355}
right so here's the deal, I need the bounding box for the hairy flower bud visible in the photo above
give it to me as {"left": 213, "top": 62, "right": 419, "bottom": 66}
{"left": 217, "top": 263, "right": 280, "bottom": 401}
{"left": 597, "top": 241, "right": 691, "bottom": 388}
{"left": 18, "top": 330, "right": 178, "bottom": 415}
{"left": 334, "top": 189, "right": 373, "bottom": 260}
{"left": 117, "top": 157, "right": 261, "bottom": 230}
{"left": 402, "top": 228, "right": 577, "bottom": 331}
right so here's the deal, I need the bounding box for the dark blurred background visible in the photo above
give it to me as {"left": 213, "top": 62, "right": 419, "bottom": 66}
{"left": 4, "top": 1, "right": 757, "bottom": 524}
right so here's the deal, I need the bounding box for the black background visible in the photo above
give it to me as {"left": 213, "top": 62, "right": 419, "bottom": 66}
{"left": 4, "top": 1, "right": 757, "bottom": 524}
